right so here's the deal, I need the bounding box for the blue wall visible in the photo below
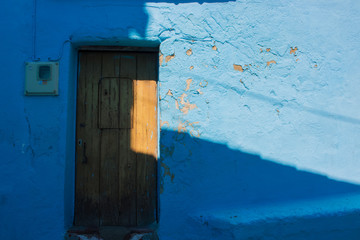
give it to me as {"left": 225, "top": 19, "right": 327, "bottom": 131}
{"left": 1, "top": 0, "right": 360, "bottom": 239}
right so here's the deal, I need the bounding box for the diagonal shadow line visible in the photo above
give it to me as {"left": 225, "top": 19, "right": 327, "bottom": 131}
{"left": 160, "top": 130, "right": 360, "bottom": 209}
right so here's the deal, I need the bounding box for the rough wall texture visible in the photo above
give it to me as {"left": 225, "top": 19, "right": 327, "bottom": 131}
{"left": 1, "top": 0, "right": 360, "bottom": 239}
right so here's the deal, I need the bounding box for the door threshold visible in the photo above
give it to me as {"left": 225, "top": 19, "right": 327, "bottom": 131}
{"left": 66, "top": 226, "right": 158, "bottom": 240}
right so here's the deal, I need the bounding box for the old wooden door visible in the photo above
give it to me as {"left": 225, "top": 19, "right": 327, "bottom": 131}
{"left": 74, "top": 51, "right": 158, "bottom": 227}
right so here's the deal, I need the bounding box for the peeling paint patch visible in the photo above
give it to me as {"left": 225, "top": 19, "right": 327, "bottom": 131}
{"left": 178, "top": 121, "right": 187, "bottom": 133}
{"left": 159, "top": 52, "right": 164, "bottom": 66}
{"left": 197, "top": 89, "right": 203, "bottom": 94}
{"left": 166, "top": 89, "right": 173, "bottom": 96}
{"left": 190, "top": 66, "right": 194, "bottom": 70}
{"left": 179, "top": 93, "right": 186, "bottom": 105}
{"left": 175, "top": 100, "right": 179, "bottom": 110}
{"left": 233, "top": 64, "right": 244, "bottom": 72}
{"left": 267, "top": 60, "right": 277, "bottom": 67}
{"left": 266, "top": 48, "right": 271, "bottom": 52}
{"left": 290, "top": 47, "right": 298, "bottom": 55}
{"left": 314, "top": 64, "right": 318, "bottom": 68}
{"left": 187, "top": 121, "right": 199, "bottom": 127}
{"left": 212, "top": 45, "right": 217, "bottom": 51}
{"left": 189, "top": 129, "right": 200, "bottom": 138}
{"left": 160, "top": 120, "right": 169, "bottom": 129}
{"left": 199, "top": 80, "right": 208, "bottom": 88}
{"left": 165, "top": 53, "right": 175, "bottom": 63}
{"left": 186, "top": 48, "right": 192, "bottom": 56}
{"left": 177, "top": 120, "right": 200, "bottom": 137}
{"left": 185, "top": 78, "right": 192, "bottom": 91}
{"left": 178, "top": 93, "right": 197, "bottom": 114}
{"left": 188, "top": 121, "right": 201, "bottom": 137}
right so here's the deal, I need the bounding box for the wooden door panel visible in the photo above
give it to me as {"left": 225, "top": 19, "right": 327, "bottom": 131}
{"left": 75, "top": 52, "right": 101, "bottom": 226}
{"left": 75, "top": 51, "right": 158, "bottom": 227}
{"left": 99, "top": 128, "right": 120, "bottom": 225}
{"left": 135, "top": 53, "right": 158, "bottom": 226}
{"left": 99, "top": 77, "right": 120, "bottom": 129}
{"left": 99, "top": 52, "right": 120, "bottom": 225}
{"left": 118, "top": 54, "right": 137, "bottom": 226}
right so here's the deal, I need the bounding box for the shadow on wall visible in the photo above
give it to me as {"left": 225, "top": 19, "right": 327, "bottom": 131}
{"left": 160, "top": 129, "right": 360, "bottom": 210}
{"left": 53, "top": 0, "right": 235, "bottom": 38}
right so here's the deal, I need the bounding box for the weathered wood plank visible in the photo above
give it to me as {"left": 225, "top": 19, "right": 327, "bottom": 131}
{"left": 75, "top": 51, "right": 102, "bottom": 226}
{"left": 135, "top": 53, "right": 158, "bottom": 226}
{"left": 99, "top": 52, "right": 121, "bottom": 225}
{"left": 119, "top": 54, "right": 135, "bottom": 129}
{"left": 99, "top": 53, "right": 120, "bottom": 129}
{"left": 118, "top": 54, "right": 137, "bottom": 226}
{"left": 99, "top": 129, "right": 120, "bottom": 225}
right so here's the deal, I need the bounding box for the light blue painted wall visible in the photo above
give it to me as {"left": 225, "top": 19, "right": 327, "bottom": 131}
{"left": 1, "top": 0, "right": 360, "bottom": 239}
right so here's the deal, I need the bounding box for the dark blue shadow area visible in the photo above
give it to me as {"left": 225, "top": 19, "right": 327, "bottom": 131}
{"left": 149, "top": 0, "right": 235, "bottom": 2}
{"left": 160, "top": 130, "right": 360, "bottom": 209}
{"left": 51, "top": 0, "right": 234, "bottom": 38}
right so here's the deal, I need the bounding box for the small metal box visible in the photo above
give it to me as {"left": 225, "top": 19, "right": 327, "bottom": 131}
{"left": 25, "top": 62, "right": 59, "bottom": 96}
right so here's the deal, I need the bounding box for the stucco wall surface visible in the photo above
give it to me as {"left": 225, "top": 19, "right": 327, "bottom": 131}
{"left": 0, "top": 0, "right": 360, "bottom": 239}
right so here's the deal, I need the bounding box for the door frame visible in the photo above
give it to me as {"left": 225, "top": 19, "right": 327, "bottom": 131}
{"left": 68, "top": 45, "right": 160, "bottom": 234}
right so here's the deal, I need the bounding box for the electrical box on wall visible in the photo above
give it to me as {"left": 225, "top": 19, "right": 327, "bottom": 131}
{"left": 25, "top": 62, "right": 59, "bottom": 96}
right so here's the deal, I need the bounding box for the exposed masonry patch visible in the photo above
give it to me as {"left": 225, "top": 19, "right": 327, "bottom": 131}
{"left": 166, "top": 89, "right": 173, "bottom": 96}
{"left": 177, "top": 121, "right": 187, "bottom": 133}
{"left": 186, "top": 48, "right": 192, "bottom": 56}
{"left": 290, "top": 47, "right": 298, "bottom": 55}
{"left": 177, "top": 120, "right": 200, "bottom": 137}
{"left": 165, "top": 53, "right": 175, "bottom": 63}
{"left": 233, "top": 64, "right": 244, "bottom": 72}
{"left": 185, "top": 78, "right": 192, "bottom": 91}
{"left": 267, "top": 60, "right": 277, "bottom": 67}
{"left": 159, "top": 52, "right": 164, "bottom": 66}
{"left": 178, "top": 93, "right": 197, "bottom": 114}
{"left": 160, "top": 120, "right": 169, "bottom": 129}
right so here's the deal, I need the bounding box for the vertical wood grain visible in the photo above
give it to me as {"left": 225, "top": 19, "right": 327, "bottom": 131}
{"left": 99, "top": 52, "right": 120, "bottom": 225}
{"left": 99, "top": 53, "right": 120, "bottom": 129}
{"left": 135, "top": 53, "right": 158, "bottom": 226}
{"left": 75, "top": 52, "right": 102, "bottom": 226}
{"left": 118, "top": 54, "right": 137, "bottom": 226}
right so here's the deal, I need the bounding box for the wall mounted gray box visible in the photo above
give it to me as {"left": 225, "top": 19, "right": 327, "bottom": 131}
{"left": 25, "top": 62, "right": 59, "bottom": 96}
